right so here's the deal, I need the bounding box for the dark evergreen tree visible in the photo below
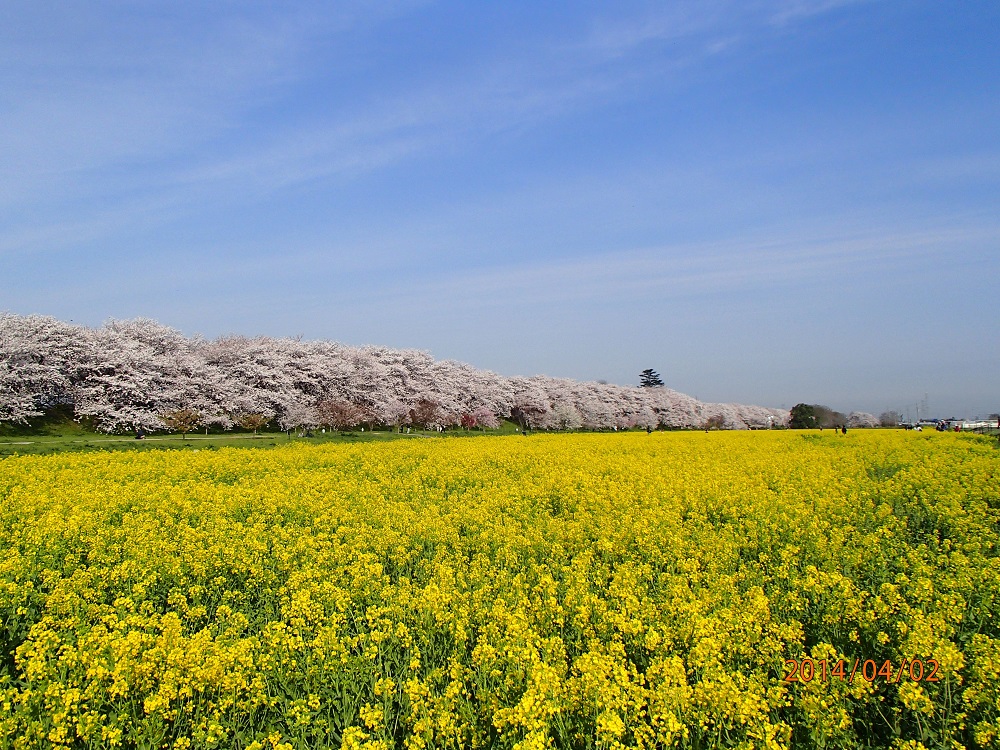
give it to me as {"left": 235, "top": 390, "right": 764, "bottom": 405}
{"left": 639, "top": 368, "right": 665, "bottom": 388}
{"left": 789, "top": 403, "right": 818, "bottom": 429}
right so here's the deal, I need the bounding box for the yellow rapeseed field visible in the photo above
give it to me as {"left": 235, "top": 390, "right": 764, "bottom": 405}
{"left": 1, "top": 431, "right": 998, "bottom": 750}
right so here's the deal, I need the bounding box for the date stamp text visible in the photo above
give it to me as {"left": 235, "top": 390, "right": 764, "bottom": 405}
{"left": 783, "top": 658, "right": 940, "bottom": 683}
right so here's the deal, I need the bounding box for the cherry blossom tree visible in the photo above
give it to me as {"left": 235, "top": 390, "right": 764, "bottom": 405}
{"left": 847, "top": 411, "right": 878, "bottom": 428}
{"left": 380, "top": 399, "right": 412, "bottom": 431}
{"left": 632, "top": 405, "right": 657, "bottom": 430}
{"left": 547, "top": 402, "right": 584, "bottom": 431}
{"left": 0, "top": 313, "right": 790, "bottom": 434}
{"left": 278, "top": 400, "right": 319, "bottom": 435}
{"left": 316, "top": 398, "right": 365, "bottom": 431}
{"left": 409, "top": 398, "right": 443, "bottom": 430}
{"left": 73, "top": 318, "right": 219, "bottom": 433}
{"left": 201, "top": 335, "right": 311, "bottom": 421}
{"left": 0, "top": 314, "right": 90, "bottom": 423}
{"left": 471, "top": 405, "right": 500, "bottom": 430}
{"left": 509, "top": 377, "right": 551, "bottom": 430}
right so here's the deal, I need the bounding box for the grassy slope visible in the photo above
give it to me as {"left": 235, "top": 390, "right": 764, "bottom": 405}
{"left": 0, "top": 409, "right": 527, "bottom": 458}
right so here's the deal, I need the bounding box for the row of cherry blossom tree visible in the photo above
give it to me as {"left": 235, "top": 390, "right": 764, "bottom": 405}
{"left": 1, "top": 313, "right": 791, "bottom": 433}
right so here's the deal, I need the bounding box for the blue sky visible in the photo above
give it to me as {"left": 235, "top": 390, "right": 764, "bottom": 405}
{"left": 3, "top": 1, "right": 998, "bottom": 418}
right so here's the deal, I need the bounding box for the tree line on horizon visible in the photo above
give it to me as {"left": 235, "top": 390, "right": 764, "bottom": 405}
{"left": 788, "top": 403, "right": 881, "bottom": 430}
{"left": 0, "top": 313, "right": 791, "bottom": 434}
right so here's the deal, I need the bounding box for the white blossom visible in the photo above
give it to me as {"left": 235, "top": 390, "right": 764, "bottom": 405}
{"left": 0, "top": 313, "right": 88, "bottom": 423}
{"left": 847, "top": 411, "right": 878, "bottom": 428}
{"left": 0, "top": 314, "right": 789, "bottom": 433}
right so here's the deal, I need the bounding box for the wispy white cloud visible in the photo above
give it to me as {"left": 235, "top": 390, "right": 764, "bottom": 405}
{"left": 357, "top": 223, "right": 1000, "bottom": 308}
{"left": 0, "top": 0, "right": 876, "bottom": 248}
{"left": 0, "top": 2, "right": 428, "bottom": 204}
{"left": 577, "top": 4, "right": 731, "bottom": 59}
{"left": 176, "top": 0, "right": 869, "bottom": 192}
{"left": 768, "top": 0, "right": 874, "bottom": 26}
